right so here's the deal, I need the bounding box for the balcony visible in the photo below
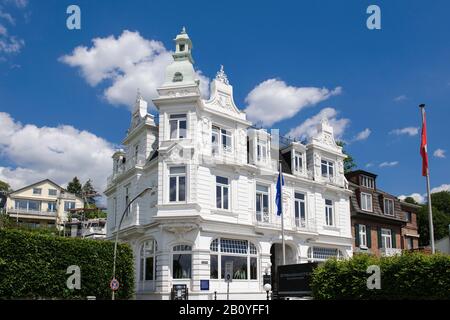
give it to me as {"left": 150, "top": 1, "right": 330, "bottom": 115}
{"left": 7, "top": 208, "right": 57, "bottom": 219}
{"left": 107, "top": 154, "right": 147, "bottom": 186}
{"left": 254, "top": 211, "right": 317, "bottom": 233}
{"left": 380, "top": 248, "right": 402, "bottom": 257}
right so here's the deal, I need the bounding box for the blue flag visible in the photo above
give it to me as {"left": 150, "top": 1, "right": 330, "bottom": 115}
{"left": 276, "top": 169, "right": 284, "bottom": 216}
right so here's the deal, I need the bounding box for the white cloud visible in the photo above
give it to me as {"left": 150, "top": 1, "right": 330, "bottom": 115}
{"left": 60, "top": 30, "right": 209, "bottom": 110}
{"left": 379, "top": 161, "right": 399, "bottom": 168}
{"left": 287, "top": 107, "right": 350, "bottom": 141}
{"left": 398, "top": 193, "right": 425, "bottom": 204}
{"left": 390, "top": 127, "right": 419, "bottom": 136}
{"left": 0, "top": 10, "right": 15, "bottom": 25}
{"left": 244, "top": 79, "right": 341, "bottom": 126}
{"left": 433, "top": 148, "right": 446, "bottom": 159}
{"left": 0, "top": 4, "right": 25, "bottom": 56}
{"left": 353, "top": 128, "right": 371, "bottom": 141}
{"left": 399, "top": 184, "right": 450, "bottom": 204}
{"left": 365, "top": 163, "right": 374, "bottom": 168}
{"left": 393, "top": 95, "right": 407, "bottom": 102}
{"left": 0, "top": 112, "right": 115, "bottom": 192}
{"left": 4, "top": 0, "right": 28, "bottom": 8}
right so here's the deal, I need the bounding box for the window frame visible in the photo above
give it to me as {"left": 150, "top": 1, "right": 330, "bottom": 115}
{"left": 359, "top": 224, "right": 367, "bottom": 247}
{"left": 325, "top": 199, "right": 334, "bottom": 226}
{"left": 321, "top": 159, "right": 334, "bottom": 178}
{"left": 255, "top": 184, "right": 269, "bottom": 223}
{"left": 48, "top": 189, "right": 57, "bottom": 196}
{"left": 211, "top": 125, "right": 233, "bottom": 155}
{"left": 169, "top": 114, "right": 187, "bottom": 140}
{"left": 294, "top": 192, "right": 307, "bottom": 228}
{"left": 381, "top": 228, "right": 392, "bottom": 249}
{"left": 383, "top": 198, "right": 395, "bottom": 216}
{"left": 216, "top": 176, "right": 230, "bottom": 210}
{"left": 140, "top": 240, "right": 157, "bottom": 282}
{"left": 256, "top": 138, "right": 269, "bottom": 163}
{"left": 33, "top": 188, "right": 42, "bottom": 195}
{"left": 360, "top": 192, "right": 373, "bottom": 212}
{"left": 293, "top": 151, "right": 303, "bottom": 174}
{"left": 169, "top": 166, "right": 187, "bottom": 203}
{"left": 360, "top": 175, "right": 375, "bottom": 189}
{"left": 172, "top": 244, "right": 192, "bottom": 280}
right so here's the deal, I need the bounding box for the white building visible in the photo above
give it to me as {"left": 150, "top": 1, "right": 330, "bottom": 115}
{"left": 105, "top": 28, "right": 353, "bottom": 300}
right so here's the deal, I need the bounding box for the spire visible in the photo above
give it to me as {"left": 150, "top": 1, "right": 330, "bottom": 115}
{"left": 181, "top": 26, "right": 186, "bottom": 34}
{"left": 173, "top": 26, "right": 193, "bottom": 63}
{"left": 133, "top": 88, "right": 148, "bottom": 118}
{"left": 215, "top": 65, "right": 229, "bottom": 85}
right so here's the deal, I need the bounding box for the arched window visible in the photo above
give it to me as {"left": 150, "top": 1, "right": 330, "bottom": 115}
{"left": 172, "top": 244, "right": 192, "bottom": 279}
{"left": 140, "top": 240, "right": 157, "bottom": 281}
{"left": 307, "top": 247, "right": 343, "bottom": 261}
{"left": 173, "top": 72, "right": 183, "bottom": 82}
{"left": 210, "top": 238, "right": 258, "bottom": 280}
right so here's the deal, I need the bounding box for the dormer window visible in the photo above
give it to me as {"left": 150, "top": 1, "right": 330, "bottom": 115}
{"left": 169, "top": 114, "right": 187, "bottom": 139}
{"left": 179, "top": 44, "right": 185, "bottom": 52}
{"left": 360, "top": 175, "right": 374, "bottom": 189}
{"left": 321, "top": 159, "right": 334, "bottom": 178}
{"left": 257, "top": 139, "right": 268, "bottom": 162}
{"left": 384, "top": 198, "right": 394, "bottom": 216}
{"left": 293, "top": 151, "right": 303, "bottom": 174}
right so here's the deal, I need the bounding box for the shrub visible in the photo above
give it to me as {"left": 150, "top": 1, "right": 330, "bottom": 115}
{"left": 0, "top": 228, "right": 134, "bottom": 300}
{"left": 311, "top": 253, "right": 450, "bottom": 299}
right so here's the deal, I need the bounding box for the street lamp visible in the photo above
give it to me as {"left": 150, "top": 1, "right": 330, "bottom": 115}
{"left": 111, "top": 187, "right": 153, "bottom": 300}
{"left": 263, "top": 283, "right": 272, "bottom": 300}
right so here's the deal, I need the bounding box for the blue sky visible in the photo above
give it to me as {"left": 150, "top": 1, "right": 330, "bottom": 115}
{"left": 0, "top": 0, "right": 449, "bottom": 200}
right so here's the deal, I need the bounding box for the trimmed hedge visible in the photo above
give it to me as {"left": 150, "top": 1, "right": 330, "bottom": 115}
{"left": 311, "top": 253, "right": 450, "bottom": 299}
{"left": 0, "top": 228, "right": 134, "bottom": 299}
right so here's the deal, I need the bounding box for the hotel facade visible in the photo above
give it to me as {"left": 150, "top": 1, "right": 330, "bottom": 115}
{"left": 105, "top": 29, "right": 353, "bottom": 300}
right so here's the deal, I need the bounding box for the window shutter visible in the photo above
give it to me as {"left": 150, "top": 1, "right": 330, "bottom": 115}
{"left": 366, "top": 225, "right": 372, "bottom": 248}
{"left": 392, "top": 229, "right": 396, "bottom": 248}
{"left": 354, "top": 224, "right": 360, "bottom": 247}
{"left": 377, "top": 227, "right": 382, "bottom": 249}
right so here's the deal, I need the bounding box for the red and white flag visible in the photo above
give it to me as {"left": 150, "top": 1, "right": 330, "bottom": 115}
{"left": 420, "top": 110, "right": 429, "bottom": 177}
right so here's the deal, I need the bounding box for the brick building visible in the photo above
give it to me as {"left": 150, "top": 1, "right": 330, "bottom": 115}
{"left": 345, "top": 170, "right": 420, "bottom": 256}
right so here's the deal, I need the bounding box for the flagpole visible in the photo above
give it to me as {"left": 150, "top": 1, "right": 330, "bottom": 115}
{"left": 420, "top": 104, "right": 435, "bottom": 254}
{"left": 279, "top": 162, "right": 286, "bottom": 265}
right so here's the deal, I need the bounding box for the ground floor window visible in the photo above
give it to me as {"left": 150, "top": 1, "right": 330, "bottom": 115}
{"left": 307, "top": 246, "right": 343, "bottom": 261}
{"left": 210, "top": 238, "right": 258, "bottom": 280}
{"left": 140, "top": 240, "right": 157, "bottom": 281}
{"left": 406, "top": 237, "right": 413, "bottom": 250}
{"left": 173, "top": 244, "right": 192, "bottom": 279}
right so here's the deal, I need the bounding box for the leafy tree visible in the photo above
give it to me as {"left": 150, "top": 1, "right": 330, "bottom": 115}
{"left": 417, "top": 191, "right": 450, "bottom": 246}
{"left": 404, "top": 196, "right": 419, "bottom": 205}
{"left": 66, "top": 177, "right": 82, "bottom": 197}
{"left": 81, "top": 179, "right": 98, "bottom": 206}
{"left": 336, "top": 141, "right": 357, "bottom": 173}
{"left": 0, "top": 180, "right": 11, "bottom": 192}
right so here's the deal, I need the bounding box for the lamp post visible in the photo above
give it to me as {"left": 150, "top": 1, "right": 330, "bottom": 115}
{"left": 263, "top": 283, "right": 272, "bottom": 300}
{"left": 111, "top": 187, "right": 152, "bottom": 300}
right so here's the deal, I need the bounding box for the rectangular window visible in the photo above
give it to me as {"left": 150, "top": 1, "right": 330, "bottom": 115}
{"left": 221, "top": 129, "right": 232, "bottom": 152}
{"left": 220, "top": 256, "right": 248, "bottom": 280}
{"left": 48, "top": 189, "right": 57, "bottom": 196}
{"left": 359, "top": 224, "right": 367, "bottom": 247}
{"left": 294, "top": 192, "right": 306, "bottom": 228}
{"left": 325, "top": 199, "right": 334, "bottom": 226}
{"left": 293, "top": 151, "right": 303, "bottom": 173}
{"left": 216, "top": 176, "right": 229, "bottom": 210}
{"left": 64, "top": 201, "right": 75, "bottom": 212}
{"left": 15, "top": 200, "right": 28, "bottom": 210}
{"left": 360, "top": 175, "right": 375, "bottom": 189}
{"left": 169, "top": 114, "right": 187, "bottom": 139}
{"left": 257, "top": 139, "right": 268, "bottom": 162}
{"left": 256, "top": 184, "right": 269, "bottom": 222}
{"left": 33, "top": 188, "right": 42, "bottom": 195}
{"left": 169, "top": 166, "right": 186, "bottom": 202}
{"left": 125, "top": 185, "right": 130, "bottom": 216}
{"left": 360, "top": 192, "right": 373, "bottom": 211}
{"left": 211, "top": 126, "right": 232, "bottom": 154}
{"left": 321, "top": 160, "right": 334, "bottom": 178}
{"left": 210, "top": 255, "right": 218, "bottom": 279}
{"left": 47, "top": 202, "right": 57, "bottom": 212}
{"left": 134, "top": 144, "right": 139, "bottom": 161}
{"left": 27, "top": 200, "right": 41, "bottom": 211}
{"left": 250, "top": 257, "right": 257, "bottom": 280}
{"left": 381, "top": 228, "right": 392, "bottom": 248}
{"left": 212, "top": 126, "right": 220, "bottom": 155}
{"left": 384, "top": 198, "right": 394, "bottom": 216}
{"left": 173, "top": 254, "right": 192, "bottom": 279}
{"left": 406, "top": 237, "right": 413, "bottom": 250}
{"left": 406, "top": 211, "right": 412, "bottom": 222}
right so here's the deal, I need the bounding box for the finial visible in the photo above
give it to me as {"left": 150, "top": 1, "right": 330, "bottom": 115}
{"left": 181, "top": 26, "right": 186, "bottom": 34}
{"left": 215, "top": 64, "right": 229, "bottom": 85}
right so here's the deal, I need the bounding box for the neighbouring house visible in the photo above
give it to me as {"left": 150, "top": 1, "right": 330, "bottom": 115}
{"left": 345, "top": 170, "right": 420, "bottom": 256}
{"left": 65, "top": 218, "right": 107, "bottom": 239}
{"left": 105, "top": 28, "right": 353, "bottom": 300}
{"left": 435, "top": 225, "right": 450, "bottom": 254}
{"left": 5, "top": 179, "right": 84, "bottom": 229}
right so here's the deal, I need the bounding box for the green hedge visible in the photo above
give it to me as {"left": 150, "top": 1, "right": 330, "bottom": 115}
{"left": 311, "top": 253, "right": 450, "bottom": 299}
{"left": 0, "top": 228, "right": 134, "bottom": 299}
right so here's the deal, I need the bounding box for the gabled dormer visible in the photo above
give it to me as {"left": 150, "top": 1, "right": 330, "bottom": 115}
{"left": 281, "top": 141, "right": 307, "bottom": 177}
{"left": 248, "top": 128, "right": 271, "bottom": 168}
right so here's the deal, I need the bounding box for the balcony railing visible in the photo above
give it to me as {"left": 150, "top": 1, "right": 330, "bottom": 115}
{"left": 254, "top": 212, "right": 317, "bottom": 233}
{"left": 108, "top": 153, "right": 147, "bottom": 186}
{"left": 7, "top": 208, "right": 57, "bottom": 217}
{"left": 380, "top": 248, "right": 402, "bottom": 257}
